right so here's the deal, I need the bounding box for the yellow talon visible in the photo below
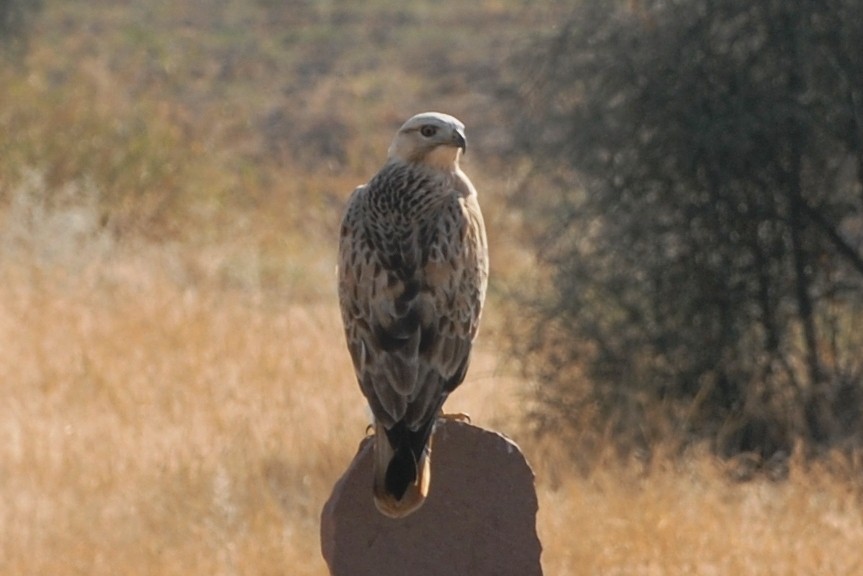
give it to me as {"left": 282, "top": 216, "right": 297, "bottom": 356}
{"left": 438, "top": 411, "right": 471, "bottom": 424}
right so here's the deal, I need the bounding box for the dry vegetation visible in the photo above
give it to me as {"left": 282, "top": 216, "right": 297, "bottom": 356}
{"left": 3, "top": 247, "right": 862, "bottom": 575}
{"left": 1, "top": 1, "right": 862, "bottom": 574}
{"left": 0, "top": 246, "right": 525, "bottom": 575}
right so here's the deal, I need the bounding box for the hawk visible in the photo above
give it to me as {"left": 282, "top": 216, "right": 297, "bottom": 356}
{"left": 338, "top": 112, "right": 488, "bottom": 518}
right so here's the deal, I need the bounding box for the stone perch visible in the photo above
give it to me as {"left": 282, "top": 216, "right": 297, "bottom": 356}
{"left": 320, "top": 420, "right": 543, "bottom": 576}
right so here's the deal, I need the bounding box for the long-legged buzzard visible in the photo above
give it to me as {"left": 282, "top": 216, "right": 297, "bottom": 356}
{"left": 338, "top": 112, "right": 488, "bottom": 518}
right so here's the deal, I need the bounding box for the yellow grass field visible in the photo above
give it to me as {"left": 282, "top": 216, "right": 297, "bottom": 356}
{"left": 1, "top": 245, "right": 861, "bottom": 575}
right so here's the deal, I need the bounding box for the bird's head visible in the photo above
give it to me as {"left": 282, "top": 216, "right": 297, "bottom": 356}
{"left": 387, "top": 112, "right": 467, "bottom": 171}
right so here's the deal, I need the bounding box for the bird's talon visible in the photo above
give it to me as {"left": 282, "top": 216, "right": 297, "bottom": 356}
{"left": 438, "top": 411, "right": 471, "bottom": 424}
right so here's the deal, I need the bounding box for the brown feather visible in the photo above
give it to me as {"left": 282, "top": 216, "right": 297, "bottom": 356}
{"left": 337, "top": 112, "right": 488, "bottom": 517}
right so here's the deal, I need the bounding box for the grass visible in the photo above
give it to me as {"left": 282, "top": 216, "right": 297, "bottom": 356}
{"left": 1, "top": 250, "right": 862, "bottom": 575}
{"left": 538, "top": 453, "right": 863, "bottom": 575}
{"left": 1, "top": 1, "right": 862, "bottom": 574}
{"left": 0, "top": 253, "right": 350, "bottom": 575}
{"left": 0, "top": 244, "right": 522, "bottom": 575}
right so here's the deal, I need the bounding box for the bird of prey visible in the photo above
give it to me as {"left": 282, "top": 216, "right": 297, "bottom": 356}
{"left": 338, "top": 112, "right": 488, "bottom": 518}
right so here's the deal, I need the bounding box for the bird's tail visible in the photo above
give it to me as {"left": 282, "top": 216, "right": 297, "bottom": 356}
{"left": 372, "top": 420, "right": 434, "bottom": 518}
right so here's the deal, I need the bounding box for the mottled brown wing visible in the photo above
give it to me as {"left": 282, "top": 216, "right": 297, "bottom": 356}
{"left": 339, "top": 182, "right": 415, "bottom": 424}
{"left": 337, "top": 176, "right": 488, "bottom": 431}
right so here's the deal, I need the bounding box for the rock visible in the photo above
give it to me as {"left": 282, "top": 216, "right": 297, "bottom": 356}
{"left": 321, "top": 420, "right": 543, "bottom": 576}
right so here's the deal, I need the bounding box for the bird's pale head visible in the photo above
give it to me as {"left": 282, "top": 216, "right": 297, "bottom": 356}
{"left": 387, "top": 112, "right": 467, "bottom": 171}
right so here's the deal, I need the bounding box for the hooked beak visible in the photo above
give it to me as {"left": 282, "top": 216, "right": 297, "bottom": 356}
{"left": 452, "top": 128, "right": 467, "bottom": 153}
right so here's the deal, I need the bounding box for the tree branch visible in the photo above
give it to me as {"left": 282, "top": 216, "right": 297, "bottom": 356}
{"left": 801, "top": 201, "right": 863, "bottom": 277}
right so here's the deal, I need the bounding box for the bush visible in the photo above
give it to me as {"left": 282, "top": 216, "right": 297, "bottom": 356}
{"left": 514, "top": 0, "right": 863, "bottom": 464}
{"left": 0, "top": 0, "right": 41, "bottom": 57}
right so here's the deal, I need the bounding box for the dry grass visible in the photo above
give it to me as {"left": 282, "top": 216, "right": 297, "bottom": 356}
{"left": 0, "top": 252, "right": 350, "bottom": 575}
{"left": 0, "top": 240, "right": 524, "bottom": 575}
{"left": 537, "top": 453, "right": 863, "bottom": 575}
{"left": 1, "top": 247, "right": 861, "bottom": 575}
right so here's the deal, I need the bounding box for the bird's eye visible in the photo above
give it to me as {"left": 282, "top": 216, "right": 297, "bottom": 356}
{"left": 420, "top": 125, "right": 437, "bottom": 138}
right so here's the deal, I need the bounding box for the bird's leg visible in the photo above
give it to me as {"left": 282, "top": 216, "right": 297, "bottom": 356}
{"left": 437, "top": 411, "right": 471, "bottom": 424}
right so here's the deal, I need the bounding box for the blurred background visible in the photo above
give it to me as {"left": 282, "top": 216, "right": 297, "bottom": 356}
{"left": 1, "top": 1, "right": 862, "bottom": 574}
